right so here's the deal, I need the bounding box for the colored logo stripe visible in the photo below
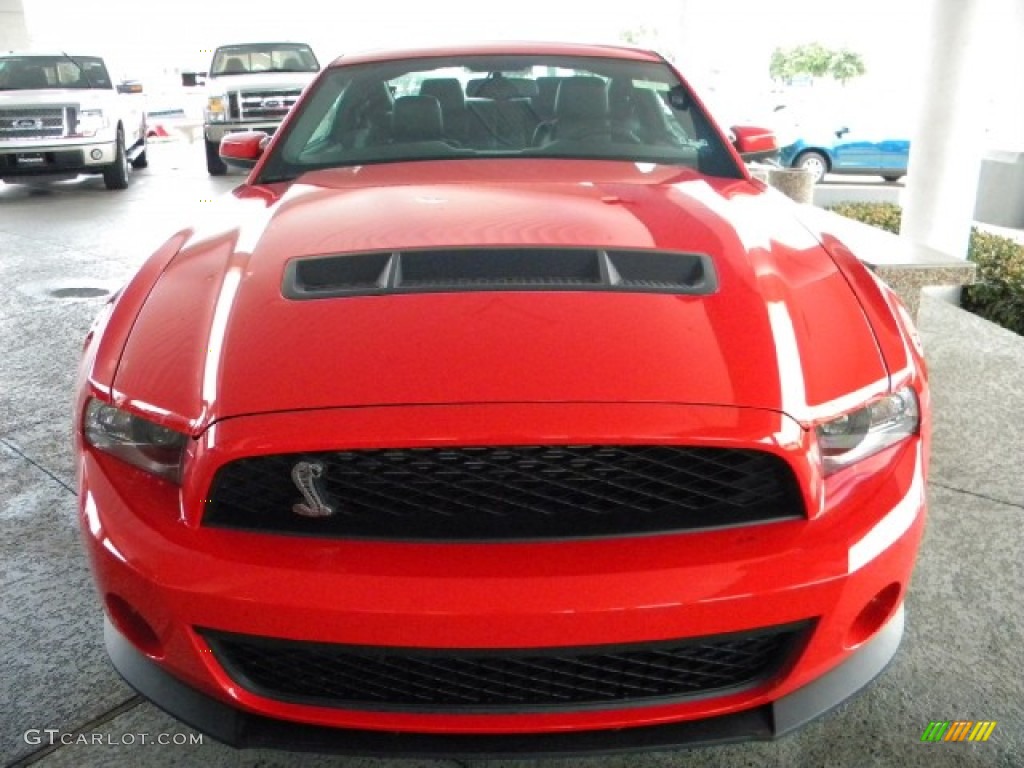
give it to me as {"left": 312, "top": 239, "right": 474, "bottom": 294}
{"left": 945, "top": 721, "right": 972, "bottom": 741}
{"left": 969, "top": 722, "right": 997, "bottom": 742}
{"left": 921, "top": 721, "right": 949, "bottom": 742}
{"left": 921, "top": 721, "right": 996, "bottom": 742}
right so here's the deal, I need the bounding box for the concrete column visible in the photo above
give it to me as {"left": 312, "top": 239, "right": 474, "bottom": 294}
{"left": 900, "top": 0, "right": 990, "bottom": 302}
{"left": 0, "top": 0, "right": 30, "bottom": 50}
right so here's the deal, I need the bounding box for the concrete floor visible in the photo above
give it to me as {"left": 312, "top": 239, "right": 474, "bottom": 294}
{"left": 2, "top": 141, "right": 1022, "bottom": 768}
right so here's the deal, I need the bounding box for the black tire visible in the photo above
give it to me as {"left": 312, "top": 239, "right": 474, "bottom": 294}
{"left": 793, "top": 150, "right": 828, "bottom": 183}
{"left": 882, "top": 174, "right": 904, "bottom": 182}
{"left": 103, "top": 130, "right": 129, "bottom": 190}
{"left": 205, "top": 138, "right": 227, "bottom": 176}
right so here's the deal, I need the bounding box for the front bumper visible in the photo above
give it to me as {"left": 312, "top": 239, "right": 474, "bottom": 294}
{"left": 106, "top": 604, "right": 904, "bottom": 757}
{"left": 0, "top": 139, "right": 117, "bottom": 177}
{"left": 78, "top": 402, "right": 927, "bottom": 752}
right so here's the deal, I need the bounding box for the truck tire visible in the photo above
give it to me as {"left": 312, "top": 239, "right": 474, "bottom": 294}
{"left": 206, "top": 138, "right": 227, "bottom": 176}
{"left": 103, "top": 130, "right": 129, "bottom": 190}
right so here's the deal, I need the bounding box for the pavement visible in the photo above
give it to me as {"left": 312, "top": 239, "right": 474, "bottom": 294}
{"left": 2, "top": 142, "right": 1022, "bottom": 767}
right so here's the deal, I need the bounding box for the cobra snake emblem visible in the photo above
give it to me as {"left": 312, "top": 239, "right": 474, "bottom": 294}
{"left": 290, "top": 461, "right": 335, "bottom": 518}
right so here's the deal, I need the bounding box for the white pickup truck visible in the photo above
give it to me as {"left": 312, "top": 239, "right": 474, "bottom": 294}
{"left": 202, "top": 42, "right": 320, "bottom": 175}
{"left": 0, "top": 53, "right": 147, "bottom": 190}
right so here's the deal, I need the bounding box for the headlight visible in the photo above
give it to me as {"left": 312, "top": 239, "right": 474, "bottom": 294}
{"left": 83, "top": 399, "right": 187, "bottom": 482}
{"left": 75, "top": 108, "right": 108, "bottom": 137}
{"left": 816, "top": 388, "right": 920, "bottom": 475}
{"left": 205, "top": 95, "right": 226, "bottom": 122}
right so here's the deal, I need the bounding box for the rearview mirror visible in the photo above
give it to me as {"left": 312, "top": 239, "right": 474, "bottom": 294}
{"left": 730, "top": 125, "right": 779, "bottom": 163}
{"left": 220, "top": 131, "right": 269, "bottom": 170}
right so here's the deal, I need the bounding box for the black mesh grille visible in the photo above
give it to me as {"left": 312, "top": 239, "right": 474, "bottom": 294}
{"left": 282, "top": 247, "right": 717, "bottom": 299}
{"left": 203, "top": 445, "right": 804, "bottom": 540}
{"left": 200, "top": 623, "right": 810, "bottom": 713}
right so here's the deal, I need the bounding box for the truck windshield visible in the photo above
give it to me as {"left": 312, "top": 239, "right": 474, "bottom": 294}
{"left": 0, "top": 56, "right": 111, "bottom": 90}
{"left": 211, "top": 44, "right": 319, "bottom": 76}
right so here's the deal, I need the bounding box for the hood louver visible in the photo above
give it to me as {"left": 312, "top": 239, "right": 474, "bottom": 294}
{"left": 283, "top": 247, "right": 716, "bottom": 300}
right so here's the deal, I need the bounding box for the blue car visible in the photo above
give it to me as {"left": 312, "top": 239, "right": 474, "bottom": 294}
{"left": 779, "top": 124, "right": 910, "bottom": 183}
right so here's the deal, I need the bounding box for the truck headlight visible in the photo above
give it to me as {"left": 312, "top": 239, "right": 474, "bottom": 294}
{"left": 83, "top": 399, "right": 188, "bottom": 482}
{"left": 816, "top": 388, "right": 920, "bottom": 475}
{"left": 206, "top": 95, "right": 227, "bottom": 122}
{"left": 75, "top": 109, "right": 108, "bottom": 137}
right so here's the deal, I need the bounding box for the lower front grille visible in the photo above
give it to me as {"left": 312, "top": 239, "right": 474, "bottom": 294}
{"left": 200, "top": 622, "right": 811, "bottom": 713}
{"left": 0, "top": 150, "right": 84, "bottom": 173}
{"left": 203, "top": 445, "right": 805, "bottom": 541}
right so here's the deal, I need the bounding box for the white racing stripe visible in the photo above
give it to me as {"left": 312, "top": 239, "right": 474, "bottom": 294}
{"left": 848, "top": 445, "right": 924, "bottom": 573}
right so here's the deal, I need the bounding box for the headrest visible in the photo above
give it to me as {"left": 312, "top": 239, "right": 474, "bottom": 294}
{"left": 392, "top": 95, "right": 443, "bottom": 141}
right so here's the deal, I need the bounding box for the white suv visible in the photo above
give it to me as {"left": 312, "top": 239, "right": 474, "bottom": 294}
{"left": 0, "top": 53, "right": 147, "bottom": 190}
{"left": 203, "top": 42, "right": 320, "bottom": 175}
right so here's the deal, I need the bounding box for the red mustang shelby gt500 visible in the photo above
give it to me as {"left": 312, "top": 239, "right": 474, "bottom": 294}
{"left": 75, "top": 42, "right": 929, "bottom": 756}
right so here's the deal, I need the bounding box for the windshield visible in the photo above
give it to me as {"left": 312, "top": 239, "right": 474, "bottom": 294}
{"left": 0, "top": 56, "right": 111, "bottom": 90}
{"left": 211, "top": 44, "right": 319, "bottom": 76}
{"left": 258, "top": 54, "right": 742, "bottom": 182}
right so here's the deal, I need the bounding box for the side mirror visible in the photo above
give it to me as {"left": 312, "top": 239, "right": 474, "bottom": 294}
{"left": 220, "top": 131, "right": 269, "bottom": 170}
{"left": 667, "top": 85, "right": 690, "bottom": 110}
{"left": 730, "top": 125, "right": 779, "bottom": 163}
{"left": 181, "top": 71, "right": 207, "bottom": 87}
{"left": 836, "top": 126, "right": 850, "bottom": 138}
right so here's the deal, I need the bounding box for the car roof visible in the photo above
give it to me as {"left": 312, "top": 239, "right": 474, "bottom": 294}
{"left": 328, "top": 41, "right": 664, "bottom": 69}
{"left": 215, "top": 42, "right": 314, "bottom": 49}
{"left": 2, "top": 52, "right": 103, "bottom": 58}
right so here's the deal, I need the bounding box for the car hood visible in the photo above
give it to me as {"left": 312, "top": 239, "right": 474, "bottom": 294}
{"left": 114, "top": 160, "right": 889, "bottom": 431}
{"left": 205, "top": 71, "right": 317, "bottom": 92}
{"left": 0, "top": 88, "right": 112, "bottom": 108}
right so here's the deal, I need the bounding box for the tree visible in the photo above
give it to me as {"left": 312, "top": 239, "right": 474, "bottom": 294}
{"left": 830, "top": 49, "right": 867, "bottom": 85}
{"left": 769, "top": 44, "right": 866, "bottom": 85}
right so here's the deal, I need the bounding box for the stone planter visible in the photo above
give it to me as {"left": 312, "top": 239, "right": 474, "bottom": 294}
{"left": 766, "top": 167, "right": 816, "bottom": 204}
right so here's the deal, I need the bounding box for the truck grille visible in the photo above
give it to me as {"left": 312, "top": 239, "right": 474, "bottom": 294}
{"left": 0, "top": 106, "right": 71, "bottom": 140}
{"left": 230, "top": 88, "right": 301, "bottom": 121}
{"left": 199, "top": 622, "right": 811, "bottom": 713}
{"left": 203, "top": 445, "right": 805, "bottom": 540}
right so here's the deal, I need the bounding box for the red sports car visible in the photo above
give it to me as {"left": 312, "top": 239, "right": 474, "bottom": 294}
{"left": 75, "top": 42, "right": 929, "bottom": 757}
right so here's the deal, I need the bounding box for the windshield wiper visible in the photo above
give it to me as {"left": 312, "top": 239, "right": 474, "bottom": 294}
{"left": 61, "top": 51, "right": 93, "bottom": 88}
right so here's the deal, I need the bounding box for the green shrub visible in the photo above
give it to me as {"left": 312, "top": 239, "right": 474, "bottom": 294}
{"left": 826, "top": 202, "right": 903, "bottom": 234}
{"left": 962, "top": 230, "right": 1024, "bottom": 335}
{"left": 826, "top": 201, "right": 1024, "bottom": 336}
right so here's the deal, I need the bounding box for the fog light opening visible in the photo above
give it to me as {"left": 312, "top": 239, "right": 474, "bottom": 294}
{"left": 845, "top": 582, "right": 902, "bottom": 649}
{"left": 90, "top": 149, "right": 103, "bottom": 160}
{"left": 105, "top": 594, "right": 164, "bottom": 658}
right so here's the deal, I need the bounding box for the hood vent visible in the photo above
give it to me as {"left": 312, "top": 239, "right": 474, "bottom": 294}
{"left": 283, "top": 247, "right": 716, "bottom": 300}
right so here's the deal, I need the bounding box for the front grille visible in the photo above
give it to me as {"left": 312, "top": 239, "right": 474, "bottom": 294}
{"left": 204, "top": 445, "right": 804, "bottom": 540}
{"left": 200, "top": 622, "right": 811, "bottom": 713}
{"left": 234, "top": 87, "right": 301, "bottom": 121}
{"left": 0, "top": 106, "right": 70, "bottom": 140}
